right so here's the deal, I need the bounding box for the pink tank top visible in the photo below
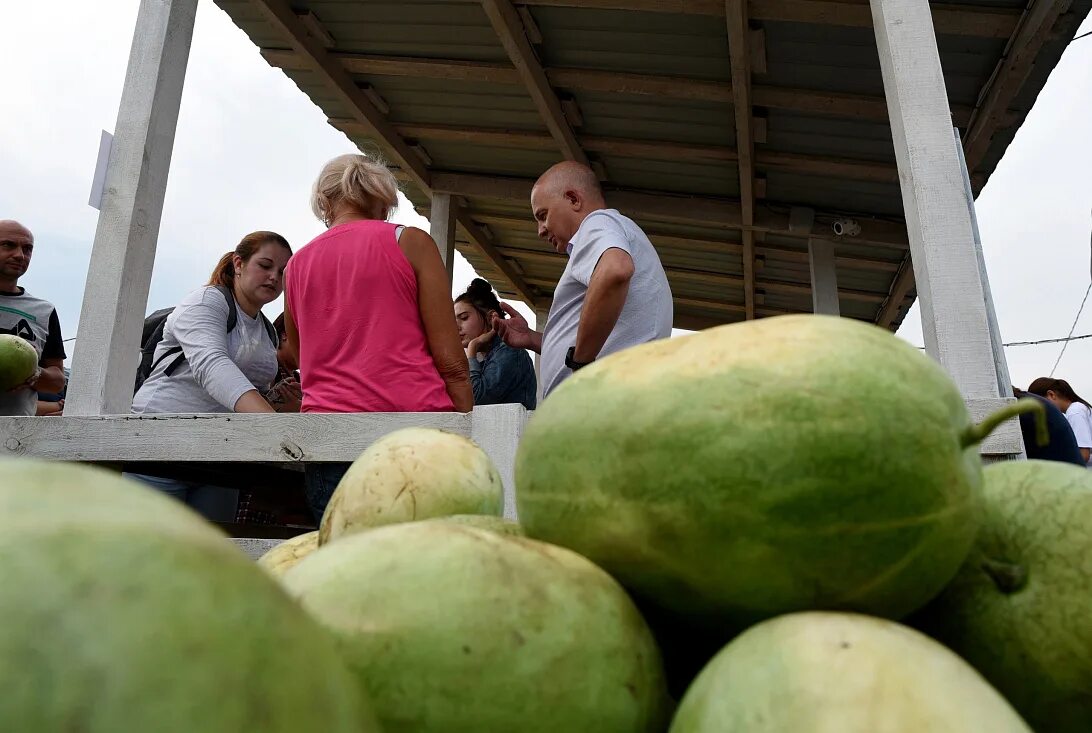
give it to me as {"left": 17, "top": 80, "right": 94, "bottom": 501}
{"left": 284, "top": 220, "right": 455, "bottom": 413}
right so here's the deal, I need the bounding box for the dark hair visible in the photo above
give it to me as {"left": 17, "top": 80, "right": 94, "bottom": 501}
{"left": 1027, "top": 377, "right": 1092, "bottom": 409}
{"left": 273, "top": 312, "right": 286, "bottom": 338}
{"left": 455, "top": 278, "right": 504, "bottom": 323}
{"left": 207, "top": 231, "right": 292, "bottom": 289}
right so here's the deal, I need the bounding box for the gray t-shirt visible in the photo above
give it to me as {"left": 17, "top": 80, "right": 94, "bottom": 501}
{"left": 132, "top": 286, "right": 277, "bottom": 414}
{"left": 0, "top": 288, "right": 66, "bottom": 416}
{"left": 540, "top": 209, "right": 673, "bottom": 397}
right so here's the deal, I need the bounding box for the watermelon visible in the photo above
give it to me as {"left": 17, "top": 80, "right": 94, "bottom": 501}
{"left": 0, "top": 334, "right": 37, "bottom": 390}
{"left": 285, "top": 519, "right": 670, "bottom": 733}
{"left": 670, "top": 612, "right": 1030, "bottom": 732}
{"left": 914, "top": 460, "right": 1092, "bottom": 732}
{"left": 320, "top": 427, "right": 503, "bottom": 544}
{"left": 516, "top": 315, "right": 1039, "bottom": 630}
{"left": 0, "top": 459, "right": 377, "bottom": 733}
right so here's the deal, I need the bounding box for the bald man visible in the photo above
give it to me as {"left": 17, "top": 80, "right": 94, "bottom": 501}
{"left": 493, "top": 162, "right": 672, "bottom": 397}
{"left": 0, "top": 220, "right": 67, "bottom": 416}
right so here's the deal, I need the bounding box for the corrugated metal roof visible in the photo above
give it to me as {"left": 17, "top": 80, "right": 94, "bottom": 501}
{"left": 216, "top": 0, "right": 1091, "bottom": 330}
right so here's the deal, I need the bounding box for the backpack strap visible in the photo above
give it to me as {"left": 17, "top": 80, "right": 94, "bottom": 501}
{"left": 214, "top": 284, "right": 237, "bottom": 333}
{"left": 150, "top": 286, "right": 239, "bottom": 381}
{"left": 260, "top": 312, "right": 279, "bottom": 347}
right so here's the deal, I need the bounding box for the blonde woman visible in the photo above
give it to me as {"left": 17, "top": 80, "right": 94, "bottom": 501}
{"left": 283, "top": 153, "right": 472, "bottom": 520}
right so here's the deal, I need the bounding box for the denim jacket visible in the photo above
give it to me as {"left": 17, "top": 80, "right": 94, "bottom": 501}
{"left": 469, "top": 339, "right": 537, "bottom": 410}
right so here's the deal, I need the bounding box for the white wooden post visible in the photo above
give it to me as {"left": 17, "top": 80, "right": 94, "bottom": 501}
{"left": 470, "top": 404, "right": 529, "bottom": 520}
{"left": 429, "top": 192, "right": 457, "bottom": 285}
{"left": 808, "top": 238, "right": 840, "bottom": 316}
{"left": 869, "top": 0, "right": 1006, "bottom": 399}
{"left": 870, "top": 0, "right": 1022, "bottom": 458}
{"left": 65, "top": 0, "right": 198, "bottom": 416}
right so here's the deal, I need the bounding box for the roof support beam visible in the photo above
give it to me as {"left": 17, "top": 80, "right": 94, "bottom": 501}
{"left": 65, "top": 0, "right": 198, "bottom": 416}
{"left": 962, "top": 0, "right": 1072, "bottom": 172}
{"left": 251, "top": 0, "right": 430, "bottom": 192}
{"left": 725, "top": 0, "right": 757, "bottom": 319}
{"left": 517, "top": 1, "right": 1019, "bottom": 38}
{"left": 480, "top": 0, "right": 590, "bottom": 165}
{"left": 250, "top": 0, "right": 537, "bottom": 305}
{"left": 332, "top": 118, "right": 899, "bottom": 182}
{"left": 870, "top": 0, "right": 1010, "bottom": 400}
{"left": 875, "top": 254, "right": 915, "bottom": 328}
{"left": 428, "top": 171, "right": 909, "bottom": 248}
{"left": 263, "top": 49, "right": 975, "bottom": 126}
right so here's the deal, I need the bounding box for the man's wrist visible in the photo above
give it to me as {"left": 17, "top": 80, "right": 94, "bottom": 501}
{"left": 565, "top": 346, "right": 594, "bottom": 371}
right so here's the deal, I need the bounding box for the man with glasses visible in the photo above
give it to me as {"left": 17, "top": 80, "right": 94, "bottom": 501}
{"left": 0, "top": 220, "right": 66, "bottom": 416}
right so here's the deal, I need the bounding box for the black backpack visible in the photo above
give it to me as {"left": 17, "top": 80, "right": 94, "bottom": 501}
{"left": 134, "top": 285, "right": 278, "bottom": 392}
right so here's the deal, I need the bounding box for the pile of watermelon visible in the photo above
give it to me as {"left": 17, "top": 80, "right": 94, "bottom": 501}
{"left": 1, "top": 315, "right": 1089, "bottom": 732}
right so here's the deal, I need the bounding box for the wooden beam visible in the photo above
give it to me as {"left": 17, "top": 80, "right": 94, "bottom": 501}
{"left": 726, "top": 0, "right": 756, "bottom": 319}
{"left": 494, "top": 234, "right": 902, "bottom": 274}
{"left": 875, "top": 253, "right": 916, "bottom": 328}
{"left": 263, "top": 49, "right": 974, "bottom": 125}
{"left": 527, "top": 264, "right": 884, "bottom": 303}
{"left": 480, "top": 0, "right": 590, "bottom": 165}
{"left": 871, "top": 0, "right": 1009, "bottom": 399}
{"left": 962, "top": 0, "right": 1072, "bottom": 171}
{"left": 457, "top": 213, "right": 542, "bottom": 306}
{"left": 251, "top": 0, "right": 430, "bottom": 193}
{"left": 429, "top": 171, "right": 909, "bottom": 247}
{"left": 65, "top": 0, "right": 198, "bottom": 416}
{"left": 334, "top": 119, "right": 899, "bottom": 180}
{"left": 518, "top": 0, "right": 1019, "bottom": 38}
{"left": 252, "top": 0, "right": 540, "bottom": 307}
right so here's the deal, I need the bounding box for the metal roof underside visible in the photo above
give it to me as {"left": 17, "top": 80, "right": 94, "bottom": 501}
{"left": 215, "top": 0, "right": 1091, "bottom": 331}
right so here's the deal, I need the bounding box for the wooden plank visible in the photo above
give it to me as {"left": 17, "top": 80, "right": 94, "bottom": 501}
{"left": 528, "top": 264, "right": 883, "bottom": 303}
{"left": 726, "top": 0, "right": 756, "bottom": 319}
{"left": 251, "top": 0, "right": 430, "bottom": 193}
{"left": 875, "top": 253, "right": 915, "bottom": 328}
{"left": 338, "top": 119, "right": 898, "bottom": 179}
{"left": 429, "top": 171, "right": 909, "bottom": 247}
{"left": 494, "top": 235, "right": 902, "bottom": 273}
{"left": 264, "top": 49, "right": 974, "bottom": 125}
{"left": 518, "top": 0, "right": 1019, "bottom": 37}
{"left": 253, "top": 1, "right": 542, "bottom": 308}
{"left": 65, "top": 0, "right": 199, "bottom": 416}
{"left": 481, "top": 0, "right": 590, "bottom": 165}
{"left": 870, "top": 0, "right": 1008, "bottom": 401}
{"left": 0, "top": 413, "right": 472, "bottom": 462}
{"left": 808, "top": 238, "right": 841, "bottom": 315}
{"left": 457, "top": 213, "right": 542, "bottom": 305}
{"left": 962, "top": 0, "right": 1073, "bottom": 171}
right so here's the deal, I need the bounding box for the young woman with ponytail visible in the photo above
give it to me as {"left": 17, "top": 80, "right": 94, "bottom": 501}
{"left": 455, "top": 278, "right": 536, "bottom": 410}
{"left": 128, "top": 231, "right": 293, "bottom": 519}
{"left": 1027, "top": 377, "right": 1092, "bottom": 465}
{"left": 282, "top": 153, "right": 473, "bottom": 522}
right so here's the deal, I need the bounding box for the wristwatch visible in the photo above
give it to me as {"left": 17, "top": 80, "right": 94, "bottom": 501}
{"left": 565, "top": 346, "right": 593, "bottom": 371}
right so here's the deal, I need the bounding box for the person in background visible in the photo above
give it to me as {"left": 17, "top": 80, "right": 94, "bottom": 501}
{"left": 1027, "top": 377, "right": 1092, "bottom": 465}
{"left": 1012, "top": 386, "right": 1085, "bottom": 466}
{"left": 492, "top": 161, "right": 673, "bottom": 399}
{"left": 455, "top": 278, "right": 536, "bottom": 410}
{"left": 128, "top": 231, "right": 293, "bottom": 520}
{"left": 268, "top": 312, "right": 301, "bottom": 412}
{"left": 0, "top": 220, "right": 67, "bottom": 416}
{"left": 282, "top": 153, "right": 472, "bottom": 522}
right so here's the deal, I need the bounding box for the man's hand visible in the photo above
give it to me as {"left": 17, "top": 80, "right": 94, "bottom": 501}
{"left": 491, "top": 302, "right": 543, "bottom": 353}
{"left": 467, "top": 328, "right": 495, "bottom": 358}
{"left": 7, "top": 366, "right": 41, "bottom": 394}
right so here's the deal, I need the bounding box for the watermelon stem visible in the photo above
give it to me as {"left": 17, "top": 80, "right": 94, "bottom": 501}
{"left": 959, "top": 398, "right": 1048, "bottom": 450}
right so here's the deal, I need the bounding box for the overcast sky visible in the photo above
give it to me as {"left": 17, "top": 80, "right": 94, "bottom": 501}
{"left": 1, "top": 2, "right": 1090, "bottom": 394}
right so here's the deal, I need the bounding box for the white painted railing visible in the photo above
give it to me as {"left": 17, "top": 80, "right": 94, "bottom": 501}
{"left": 0, "top": 404, "right": 530, "bottom": 520}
